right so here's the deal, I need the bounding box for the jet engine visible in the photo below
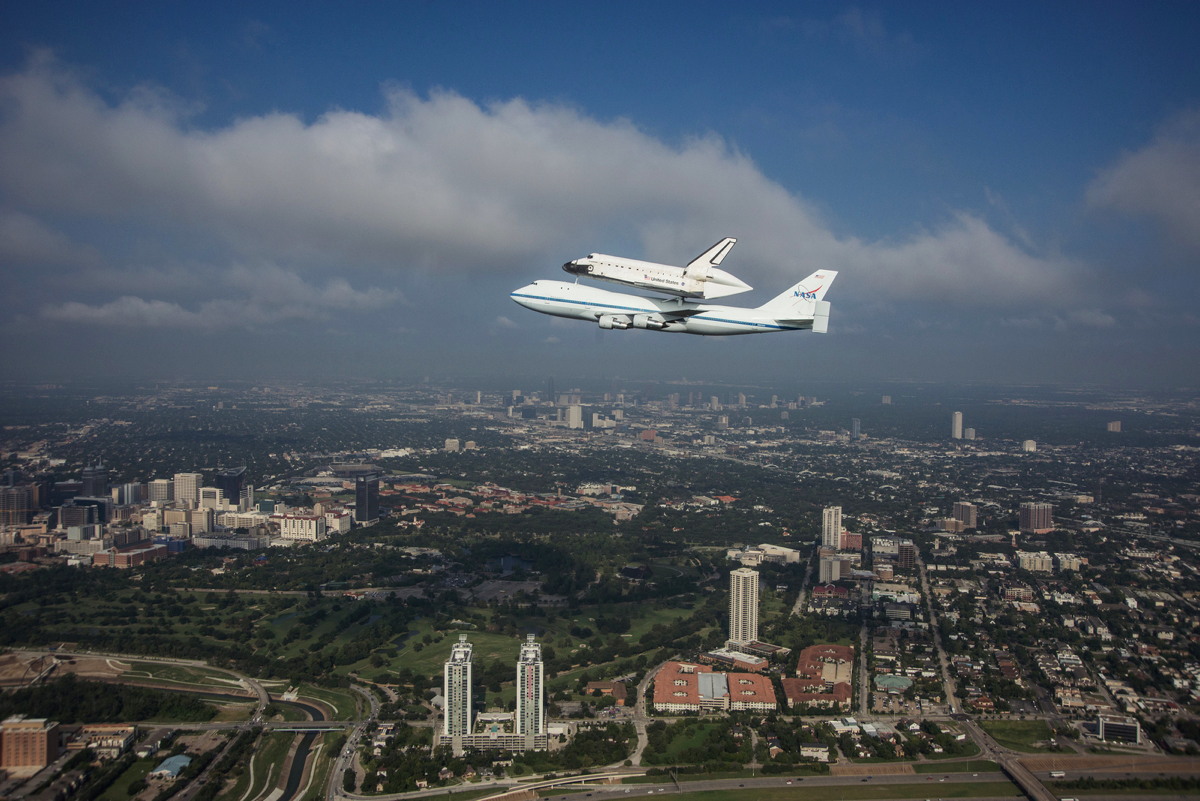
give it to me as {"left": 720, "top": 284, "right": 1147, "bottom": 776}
{"left": 598, "top": 314, "right": 632, "bottom": 330}
{"left": 632, "top": 314, "right": 667, "bottom": 330}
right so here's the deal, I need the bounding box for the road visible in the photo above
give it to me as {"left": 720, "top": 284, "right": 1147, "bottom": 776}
{"left": 915, "top": 557, "right": 958, "bottom": 713}
{"left": 326, "top": 685, "right": 380, "bottom": 800}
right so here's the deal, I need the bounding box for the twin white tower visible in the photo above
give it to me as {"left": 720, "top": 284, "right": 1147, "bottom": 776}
{"left": 439, "top": 633, "right": 547, "bottom": 755}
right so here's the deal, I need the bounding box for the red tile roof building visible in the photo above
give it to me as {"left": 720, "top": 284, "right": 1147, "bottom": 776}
{"left": 781, "top": 644, "right": 855, "bottom": 710}
{"left": 652, "top": 661, "right": 776, "bottom": 714}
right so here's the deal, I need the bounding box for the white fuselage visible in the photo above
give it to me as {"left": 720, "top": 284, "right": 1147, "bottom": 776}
{"left": 510, "top": 280, "right": 809, "bottom": 336}
{"left": 562, "top": 253, "right": 752, "bottom": 300}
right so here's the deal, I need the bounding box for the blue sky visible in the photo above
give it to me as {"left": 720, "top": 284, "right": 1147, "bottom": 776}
{"left": 2, "top": 2, "right": 1198, "bottom": 388}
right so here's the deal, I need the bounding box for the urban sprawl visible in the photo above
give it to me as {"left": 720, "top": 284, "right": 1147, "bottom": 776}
{"left": 0, "top": 381, "right": 1198, "bottom": 801}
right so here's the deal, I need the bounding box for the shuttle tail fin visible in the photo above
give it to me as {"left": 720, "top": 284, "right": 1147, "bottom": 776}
{"left": 684, "top": 237, "right": 737, "bottom": 278}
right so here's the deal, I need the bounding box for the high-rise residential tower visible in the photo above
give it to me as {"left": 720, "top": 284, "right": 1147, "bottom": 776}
{"left": 515, "top": 635, "right": 544, "bottom": 738}
{"left": 822, "top": 506, "right": 843, "bottom": 548}
{"left": 1019, "top": 502, "right": 1054, "bottom": 534}
{"left": 443, "top": 635, "right": 473, "bottom": 741}
{"left": 952, "top": 501, "right": 978, "bottom": 529}
{"left": 728, "top": 568, "right": 760, "bottom": 647}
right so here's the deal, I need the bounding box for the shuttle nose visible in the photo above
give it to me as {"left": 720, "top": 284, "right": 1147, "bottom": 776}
{"left": 562, "top": 258, "right": 592, "bottom": 276}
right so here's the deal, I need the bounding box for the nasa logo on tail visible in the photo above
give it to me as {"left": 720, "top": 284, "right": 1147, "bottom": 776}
{"left": 793, "top": 273, "right": 826, "bottom": 300}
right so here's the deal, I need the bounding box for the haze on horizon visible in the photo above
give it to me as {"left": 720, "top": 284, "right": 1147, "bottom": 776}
{"left": 1, "top": 3, "right": 1199, "bottom": 389}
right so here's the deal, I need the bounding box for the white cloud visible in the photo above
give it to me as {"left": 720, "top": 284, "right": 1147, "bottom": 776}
{"left": 42, "top": 296, "right": 202, "bottom": 328}
{"left": 1087, "top": 109, "right": 1200, "bottom": 256}
{"left": 0, "top": 54, "right": 1104, "bottom": 334}
{"left": 39, "top": 263, "right": 399, "bottom": 329}
{"left": 0, "top": 210, "right": 101, "bottom": 267}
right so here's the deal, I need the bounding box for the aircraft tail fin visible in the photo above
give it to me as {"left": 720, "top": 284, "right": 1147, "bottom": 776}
{"left": 684, "top": 237, "right": 737, "bottom": 277}
{"left": 758, "top": 270, "right": 837, "bottom": 331}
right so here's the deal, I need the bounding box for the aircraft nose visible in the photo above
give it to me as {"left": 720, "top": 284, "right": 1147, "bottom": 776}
{"left": 562, "top": 260, "right": 584, "bottom": 275}
{"left": 510, "top": 284, "right": 537, "bottom": 308}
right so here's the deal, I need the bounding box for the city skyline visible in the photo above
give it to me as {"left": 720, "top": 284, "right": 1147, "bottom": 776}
{"left": 1, "top": 4, "right": 1199, "bottom": 387}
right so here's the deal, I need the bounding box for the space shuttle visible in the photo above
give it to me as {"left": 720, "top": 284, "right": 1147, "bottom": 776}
{"left": 562, "top": 237, "right": 753, "bottom": 300}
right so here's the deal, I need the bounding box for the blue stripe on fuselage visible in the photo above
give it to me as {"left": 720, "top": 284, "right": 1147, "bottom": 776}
{"left": 510, "top": 291, "right": 805, "bottom": 332}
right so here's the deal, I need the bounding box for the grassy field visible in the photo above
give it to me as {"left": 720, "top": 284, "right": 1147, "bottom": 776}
{"left": 222, "top": 731, "right": 293, "bottom": 801}
{"left": 296, "top": 684, "right": 361, "bottom": 719}
{"left": 124, "top": 662, "right": 244, "bottom": 690}
{"left": 668, "top": 781, "right": 1020, "bottom": 800}
{"left": 97, "top": 759, "right": 155, "bottom": 801}
{"left": 298, "top": 731, "right": 344, "bottom": 801}
{"left": 912, "top": 759, "right": 999, "bottom": 773}
{"left": 979, "top": 720, "right": 1055, "bottom": 753}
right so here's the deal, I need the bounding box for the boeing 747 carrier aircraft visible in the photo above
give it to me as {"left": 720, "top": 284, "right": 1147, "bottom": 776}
{"left": 511, "top": 269, "right": 836, "bottom": 337}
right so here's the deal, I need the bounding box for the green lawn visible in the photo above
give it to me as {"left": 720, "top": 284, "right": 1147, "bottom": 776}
{"left": 296, "top": 684, "right": 361, "bottom": 719}
{"left": 97, "top": 758, "right": 155, "bottom": 801}
{"left": 913, "top": 759, "right": 999, "bottom": 773}
{"left": 979, "top": 720, "right": 1055, "bottom": 753}
{"left": 669, "top": 781, "right": 1020, "bottom": 800}
{"left": 230, "top": 731, "right": 292, "bottom": 801}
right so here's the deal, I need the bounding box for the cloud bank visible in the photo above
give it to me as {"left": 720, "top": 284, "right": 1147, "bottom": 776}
{"left": 1087, "top": 110, "right": 1200, "bottom": 257}
{"left": 0, "top": 54, "right": 1119, "bottom": 337}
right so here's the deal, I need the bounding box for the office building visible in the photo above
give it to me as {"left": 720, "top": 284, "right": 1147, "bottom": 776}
{"left": 198, "top": 487, "right": 224, "bottom": 510}
{"left": 897, "top": 540, "right": 917, "bottom": 570}
{"left": 443, "top": 635, "right": 474, "bottom": 741}
{"left": 728, "top": 568, "right": 759, "bottom": 647}
{"left": 66, "top": 496, "right": 111, "bottom": 524}
{"left": 0, "top": 715, "right": 60, "bottom": 769}
{"left": 80, "top": 463, "right": 108, "bottom": 499}
{"left": 444, "top": 438, "right": 460, "bottom": 452}
{"left": 147, "top": 478, "right": 173, "bottom": 503}
{"left": 565, "top": 404, "right": 584, "bottom": 429}
{"left": 951, "top": 411, "right": 963, "bottom": 440}
{"left": 57, "top": 502, "right": 97, "bottom": 528}
{"left": 1022, "top": 440, "right": 1037, "bottom": 453}
{"left": 0, "top": 484, "right": 36, "bottom": 527}
{"left": 1019, "top": 502, "right": 1054, "bottom": 534}
{"left": 274, "top": 514, "right": 327, "bottom": 541}
{"left": 355, "top": 474, "right": 380, "bottom": 523}
{"left": 1098, "top": 714, "right": 1141, "bottom": 744}
{"left": 819, "top": 556, "right": 844, "bottom": 583}
{"left": 215, "top": 467, "right": 247, "bottom": 508}
{"left": 952, "top": 501, "right": 977, "bottom": 529}
{"left": 515, "top": 635, "right": 545, "bottom": 738}
{"left": 1107, "top": 420, "right": 1122, "bottom": 433}
{"left": 173, "top": 472, "right": 202, "bottom": 507}
{"left": 821, "top": 506, "right": 842, "bottom": 548}
{"left": 850, "top": 418, "right": 861, "bottom": 441}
